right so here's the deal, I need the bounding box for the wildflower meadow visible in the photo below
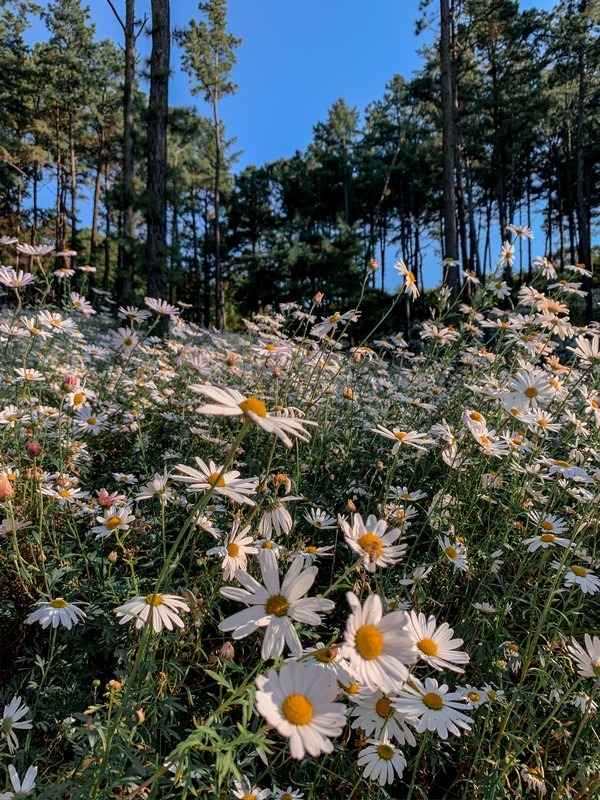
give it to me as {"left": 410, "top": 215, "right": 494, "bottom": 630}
{"left": 0, "top": 249, "right": 599, "bottom": 800}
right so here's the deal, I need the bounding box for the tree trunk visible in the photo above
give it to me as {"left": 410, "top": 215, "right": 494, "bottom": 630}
{"left": 90, "top": 128, "right": 105, "bottom": 267}
{"left": 213, "top": 98, "right": 223, "bottom": 328}
{"left": 123, "top": 0, "right": 136, "bottom": 294}
{"left": 145, "top": 0, "right": 170, "bottom": 301}
{"left": 440, "top": 0, "right": 459, "bottom": 296}
{"left": 576, "top": 50, "right": 592, "bottom": 322}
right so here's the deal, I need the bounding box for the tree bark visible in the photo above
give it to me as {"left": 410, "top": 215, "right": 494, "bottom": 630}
{"left": 145, "top": 0, "right": 170, "bottom": 300}
{"left": 440, "top": 0, "right": 459, "bottom": 296}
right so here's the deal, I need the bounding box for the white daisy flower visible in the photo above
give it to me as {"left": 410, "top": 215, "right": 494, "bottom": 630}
{"left": 339, "top": 513, "right": 407, "bottom": 573}
{"left": 92, "top": 505, "right": 135, "bottom": 539}
{"left": 304, "top": 508, "right": 337, "bottom": 530}
{"left": 25, "top": 598, "right": 87, "bottom": 629}
{"left": 172, "top": 457, "right": 259, "bottom": 506}
{"left": 567, "top": 634, "right": 600, "bottom": 677}
{"left": 372, "top": 424, "right": 433, "bottom": 454}
{"left": 206, "top": 521, "right": 258, "bottom": 580}
{"left": 522, "top": 532, "right": 571, "bottom": 552}
{"left": 556, "top": 562, "right": 600, "bottom": 595}
{"left": 114, "top": 593, "right": 190, "bottom": 633}
{"left": 273, "top": 787, "right": 304, "bottom": 800}
{"left": 231, "top": 776, "right": 270, "bottom": 800}
{"left": 350, "top": 689, "right": 416, "bottom": 746}
{"left": 393, "top": 676, "right": 473, "bottom": 739}
{"left": 341, "top": 592, "right": 416, "bottom": 692}
{"left": 255, "top": 660, "right": 347, "bottom": 759}
{"left": 404, "top": 611, "right": 469, "bottom": 673}
{"left": 438, "top": 535, "right": 469, "bottom": 572}
{"left": 191, "top": 384, "right": 317, "bottom": 449}
{"left": 0, "top": 764, "right": 37, "bottom": 798}
{"left": 144, "top": 296, "right": 180, "bottom": 318}
{"left": 357, "top": 736, "right": 407, "bottom": 786}
{"left": 0, "top": 697, "right": 33, "bottom": 753}
{"left": 218, "top": 549, "right": 334, "bottom": 660}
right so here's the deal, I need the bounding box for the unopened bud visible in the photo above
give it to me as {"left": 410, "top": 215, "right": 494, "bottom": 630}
{"left": 272, "top": 366, "right": 281, "bottom": 378}
{"left": 313, "top": 292, "right": 324, "bottom": 304}
{"left": 346, "top": 499, "right": 356, "bottom": 513}
{"left": 0, "top": 476, "right": 14, "bottom": 501}
{"left": 26, "top": 440, "right": 41, "bottom": 457}
{"left": 63, "top": 375, "right": 77, "bottom": 391}
{"left": 107, "top": 551, "right": 118, "bottom": 563}
{"left": 219, "top": 641, "right": 235, "bottom": 660}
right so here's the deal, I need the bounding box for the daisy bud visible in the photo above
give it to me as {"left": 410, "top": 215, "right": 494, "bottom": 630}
{"left": 272, "top": 366, "right": 281, "bottom": 378}
{"left": 136, "top": 708, "right": 146, "bottom": 724}
{"left": 225, "top": 351, "right": 238, "bottom": 366}
{"left": 0, "top": 476, "right": 14, "bottom": 500}
{"left": 313, "top": 291, "right": 324, "bottom": 304}
{"left": 346, "top": 499, "right": 356, "bottom": 513}
{"left": 63, "top": 375, "right": 77, "bottom": 390}
{"left": 219, "top": 641, "right": 235, "bottom": 660}
{"left": 26, "top": 440, "right": 41, "bottom": 457}
{"left": 107, "top": 551, "right": 118, "bottom": 563}
{"left": 92, "top": 679, "right": 101, "bottom": 688}
{"left": 369, "top": 258, "right": 379, "bottom": 271}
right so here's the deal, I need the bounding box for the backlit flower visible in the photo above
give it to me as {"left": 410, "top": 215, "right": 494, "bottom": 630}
{"left": 114, "top": 593, "right": 190, "bottom": 633}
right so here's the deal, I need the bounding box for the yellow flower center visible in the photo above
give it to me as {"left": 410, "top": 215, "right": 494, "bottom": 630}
{"left": 58, "top": 490, "right": 72, "bottom": 498}
{"left": 418, "top": 638, "right": 438, "bottom": 657}
{"left": 487, "top": 689, "right": 497, "bottom": 700}
{"left": 553, "top": 460, "right": 571, "bottom": 468}
{"left": 375, "top": 697, "right": 392, "bottom": 718}
{"left": 445, "top": 546, "right": 458, "bottom": 560}
{"left": 394, "top": 431, "right": 407, "bottom": 440}
{"left": 524, "top": 387, "right": 539, "bottom": 398}
{"left": 239, "top": 397, "right": 268, "bottom": 417}
{"left": 226, "top": 542, "right": 240, "bottom": 557}
{"left": 305, "top": 546, "right": 317, "bottom": 554}
{"left": 540, "top": 520, "right": 554, "bottom": 531}
{"left": 242, "top": 794, "right": 255, "bottom": 800}
{"left": 328, "top": 313, "right": 341, "bottom": 324}
{"left": 281, "top": 794, "right": 293, "bottom": 800}
{"left": 87, "top": 417, "right": 97, "bottom": 425}
{"left": 105, "top": 515, "right": 121, "bottom": 531}
{"left": 264, "top": 343, "right": 276, "bottom": 351}
{"left": 264, "top": 594, "right": 289, "bottom": 617}
{"left": 358, "top": 532, "right": 383, "bottom": 560}
{"left": 571, "top": 565, "right": 587, "bottom": 577}
{"left": 281, "top": 693, "right": 313, "bottom": 725}
{"left": 376, "top": 743, "right": 395, "bottom": 760}
{"left": 355, "top": 624, "right": 384, "bottom": 660}
{"left": 145, "top": 594, "right": 164, "bottom": 606}
{"left": 207, "top": 472, "right": 226, "bottom": 487}
{"left": 123, "top": 338, "right": 133, "bottom": 347}
{"left": 261, "top": 541, "right": 273, "bottom": 549}
{"left": 540, "top": 533, "right": 556, "bottom": 543}
{"left": 422, "top": 692, "right": 443, "bottom": 710}
{"left": 470, "top": 411, "right": 483, "bottom": 422}
{"left": 314, "top": 646, "right": 338, "bottom": 663}
{"left": 50, "top": 598, "right": 68, "bottom": 608}
{"left": 467, "top": 692, "right": 481, "bottom": 702}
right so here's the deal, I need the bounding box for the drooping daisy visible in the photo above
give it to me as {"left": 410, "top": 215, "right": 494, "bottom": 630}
{"left": 114, "top": 593, "right": 190, "bottom": 633}
{"left": 25, "top": 598, "right": 87, "bottom": 629}
{"left": 357, "top": 736, "right": 407, "bottom": 786}
{"left": 254, "top": 660, "right": 347, "bottom": 759}
{"left": 206, "top": 521, "right": 258, "bottom": 580}
{"left": 135, "top": 470, "right": 170, "bottom": 504}
{"left": 91, "top": 504, "right": 135, "bottom": 539}
{"left": 296, "top": 642, "right": 355, "bottom": 684}
{"left": 567, "top": 635, "right": 600, "bottom": 678}
{"left": 0, "top": 696, "right": 32, "bottom": 753}
{"left": 404, "top": 611, "right": 469, "bottom": 673}
{"left": 0, "top": 764, "right": 38, "bottom": 798}
{"left": 339, "top": 513, "right": 407, "bottom": 573}
{"left": 341, "top": 592, "right": 416, "bottom": 692}
{"left": 172, "top": 457, "right": 259, "bottom": 506}
{"left": 350, "top": 689, "right": 416, "bottom": 746}
{"left": 218, "top": 549, "right": 334, "bottom": 660}
{"left": 393, "top": 676, "right": 473, "bottom": 739}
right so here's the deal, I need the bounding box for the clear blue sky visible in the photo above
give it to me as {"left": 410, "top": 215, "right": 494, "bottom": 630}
{"left": 32, "top": 0, "right": 558, "bottom": 288}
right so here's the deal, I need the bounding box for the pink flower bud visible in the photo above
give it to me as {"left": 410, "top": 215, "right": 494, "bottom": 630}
{"left": 313, "top": 292, "right": 324, "bottom": 304}
{"left": 63, "top": 375, "right": 77, "bottom": 390}
{"left": 26, "top": 440, "right": 41, "bottom": 457}
{"left": 219, "top": 641, "right": 235, "bottom": 660}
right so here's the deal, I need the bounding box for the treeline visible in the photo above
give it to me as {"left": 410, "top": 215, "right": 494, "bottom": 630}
{"left": 0, "top": 0, "right": 598, "bottom": 326}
